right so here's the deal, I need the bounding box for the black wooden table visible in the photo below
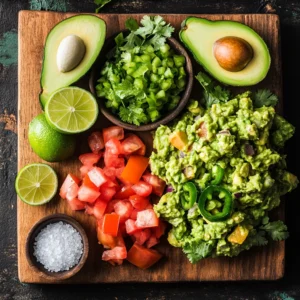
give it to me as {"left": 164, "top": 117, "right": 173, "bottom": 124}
{"left": 1, "top": 1, "right": 300, "bottom": 299}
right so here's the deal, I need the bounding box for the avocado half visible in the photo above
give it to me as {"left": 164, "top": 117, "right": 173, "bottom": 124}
{"left": 180, "top": 17, "right": 271, "bottom": 86}
{"left": 40, "top": 15, "right": 106, "bottom": 107}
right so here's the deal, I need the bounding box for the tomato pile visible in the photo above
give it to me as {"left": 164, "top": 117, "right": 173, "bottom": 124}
{"left": 59, "top": 126, "right": 167, "bottom": 269}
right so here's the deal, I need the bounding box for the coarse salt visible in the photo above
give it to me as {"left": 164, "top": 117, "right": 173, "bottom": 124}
{"left": 33, "top": 221, "right": 83, "bottom": 272}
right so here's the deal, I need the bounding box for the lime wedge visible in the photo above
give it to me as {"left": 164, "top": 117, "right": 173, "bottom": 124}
{"left": 15, "top": 163, "right": 58, "bottom": 205}
{"left": 45, "top": 87, "right": 98, "bottom": 134}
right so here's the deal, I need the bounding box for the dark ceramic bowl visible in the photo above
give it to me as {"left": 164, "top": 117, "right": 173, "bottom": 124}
{"left": 25, "top": 213, "right": 89, "bottom": 281}
{"left": 89, "top": 33, "right": 194, "bottom": 131}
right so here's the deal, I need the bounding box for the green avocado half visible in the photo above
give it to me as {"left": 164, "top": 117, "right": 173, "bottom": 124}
{"left": 40, "top": 15, "right": 106, "bottom": 107}
{"left": 180, "top": 17, "right": 271, "bottom": 86}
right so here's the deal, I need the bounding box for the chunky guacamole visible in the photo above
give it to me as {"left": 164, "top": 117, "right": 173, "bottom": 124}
{"left": 150, "top": 92, "right": 298, "bottom": 263}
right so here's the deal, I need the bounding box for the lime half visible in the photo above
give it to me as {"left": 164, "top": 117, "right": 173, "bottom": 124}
{"left": 15, "top": 163, "right": 58, "bottom": 205}
{"left": 45, "top": 87, "right": 98, "bottom": 134}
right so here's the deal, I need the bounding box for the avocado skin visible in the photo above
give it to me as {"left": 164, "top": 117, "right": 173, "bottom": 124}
{"left": 39, "top": 15, "right": 106, "bottom": 108}
{"left": 179, "top": 17, "right": 271, "bottom": 86}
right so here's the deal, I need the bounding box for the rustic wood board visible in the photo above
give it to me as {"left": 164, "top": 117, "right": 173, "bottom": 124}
{"left": 18, "top": 11, "right": 283, "bottom": 283}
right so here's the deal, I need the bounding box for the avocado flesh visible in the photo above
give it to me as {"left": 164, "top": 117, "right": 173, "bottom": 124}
{"left": 40, "top": 15, "right": 106, "bottom": 107}
{"left": 180, "top": 17, "right": 271, "bottom": 86}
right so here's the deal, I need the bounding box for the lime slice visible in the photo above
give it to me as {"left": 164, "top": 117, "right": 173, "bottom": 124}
{"left": 15, "top": 163, "right": 58, "bottom": 205}
{"left": 45, "top": 87, "right": 98, "bottom": 134}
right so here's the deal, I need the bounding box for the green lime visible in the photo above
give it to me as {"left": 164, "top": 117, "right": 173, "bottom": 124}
{"left": 45, "top": 86, "right": 98, "bottom": 134}
{"left": 15, "top": 163, "right": 58, "bottom": 205}
{"left": 28, "top": 113, "right": 76, "bottom": 162}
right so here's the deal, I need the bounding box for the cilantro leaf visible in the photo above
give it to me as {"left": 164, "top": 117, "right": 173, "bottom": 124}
{"left": 122, "top": 15, "right": 174, "bottom": 50}
{"left": 94, "top": 0, "right": 112, "bottom": 13}
{"left": 119, "top": 105, "right": 149, "bottom": 126}
{"left": 260, "top": 221, "right": 289, "bottom": 241}
{"left": 250, "top": 231, "right": 268, "bottom": 246}
{"left": 182, "top": 240, "right": 214, "bottom": 264}
{"left": 125, "top": 18, "right": 139, "bottom": 31}
{"left": 195, "top": 72, "right": 231, "bottom": 108}
{"left": 253, "top": 89, "right": 278, "bottom": 108}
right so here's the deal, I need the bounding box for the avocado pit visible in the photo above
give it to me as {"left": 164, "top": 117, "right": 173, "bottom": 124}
{"left": 213, "top": 36, "right": 253, "bottom": 72}
{"left": 56, "top": 35, "right": 86, "bottom": 73}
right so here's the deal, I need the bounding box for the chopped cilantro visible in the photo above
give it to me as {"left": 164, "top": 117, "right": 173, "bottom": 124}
{"left": 253, "top": 89, "right": 278, "bottom": 108}
{"left": 260, "top": 220, "right": 289, "bottom": 241}
{"left": 195, "top": 72, "right": 231, "bottom": 108}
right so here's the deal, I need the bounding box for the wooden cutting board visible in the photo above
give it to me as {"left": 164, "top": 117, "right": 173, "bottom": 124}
{"left": 18, "top": 11, "right": 284, "bottom": 283}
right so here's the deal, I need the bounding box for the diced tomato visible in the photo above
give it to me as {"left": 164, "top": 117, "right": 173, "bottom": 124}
{"left": 121, "top": 134, "right": 145, "bottom": 155}
{"left": 82, "top": 174, "right": 98, "bottom": 190}
{"left": 129, "top": 195, "right": 150, "bottom": 210}
{"left": 114, "top": 200, "right": 133, "bottom": 223}
{"left": 105, "top": 138, "right": 123, "bottom": 155}
{"left": 99, "top": 185, "right": 117, "bottom": 202}
{"left": 85, "top": 198, "right": 107, "bottom": 219}
{"left": 88, "top": 131, "right": 105, "bottom": 154}
{"left": 120, "top": 156, "right": 149, "bottom": 184}
{"left": 114, "top": 185, "right": 135, "bottom": 199}
{"left": 65, "top": 182, "right": 79, "bottom": 201}
{"left": 127, "top": 243, "right": 163, "bottom": 269}
{"left": 154, "top": 220, "right": 167, "bottom": 238}
{"left": 103, "top": 126, "right": 124, "bottom": 144}
{"left": 67, "top": 198, "right": 86, "bottom": 211}
{"left": 136, "top": 209, "right": 159, "bottom": 229}
{"left": 88, "top": 167, "right": 108, "bottom": 188}
{"left": 104, "top": 150, "right": 125, "bottom": 168}
{"left": 59, "top": 173, "right": 81, "bottom": 199}
{"left": 78, "top": 181, "right": 100, "bottom": 203}
{"left": 102, "top": 214, "right": 120, "bottom": 237}
{"left": 101, "top": 178, "right": 118, "bottom": 188}
{"left": 119, "top": 222, "right": 127, "bottom": 237}
{"left": 80, "top": 165, "right": 92, "bottom": 178}
{"left": 132, "top": 228, "right": 151, "bottom": 245}
{"left": 103, "top": 166, "right": 117, "bottom": 182}
{"left": 130, "top": 209, "right": 140, "bottom": 220}
{"left": 146, "top": 234, "right": 159, "bottom": 248}
{"left": 125, "top": 219, "right": 140, "bottom": 235}
{"left": 79, "top": 153, "right": 102, "bottom": 166}
{"left": 97, "top": 219, "right": 120, "bottom": 249}
{"left": 105, "top": 199, "right": 120, "bottom": 214}
{"left": 131, "top": 181, "right": 152, "bottom": 197}
{"left": 142, "top": 173, "right": 166, "bottom": 196}
{"left": 102, "top": 246, "right": 127, "bottom": 262}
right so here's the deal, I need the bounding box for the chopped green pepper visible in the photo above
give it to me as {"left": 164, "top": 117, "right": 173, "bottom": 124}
{"left": 181, "top": 181, "right": 198, "bottom": 210}
{"left": 211, "top": 165, "right": 224, "bottom": 185}
{"left": 198, "top": 185, "right": 233, "bottom": 222}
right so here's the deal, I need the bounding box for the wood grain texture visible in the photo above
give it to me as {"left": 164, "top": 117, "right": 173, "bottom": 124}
{"left": 18, "top": 11, "right": 283, "bottom": 283}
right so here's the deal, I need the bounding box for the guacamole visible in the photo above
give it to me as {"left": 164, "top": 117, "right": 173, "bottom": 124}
{"left": 150, "top": 92, "right": 298, "bottom": 263}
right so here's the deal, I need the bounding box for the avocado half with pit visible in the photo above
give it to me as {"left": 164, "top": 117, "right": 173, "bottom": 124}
{"left": 40, "top": 15, "right": 106, "bottom": 107}
{"left": 180, "top": 17, "right": 271, "bottom": 86}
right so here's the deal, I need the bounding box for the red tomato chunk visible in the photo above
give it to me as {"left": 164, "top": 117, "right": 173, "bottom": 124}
{"left": 88, "top": 167, "right": 108, "bottom": 188}
{"left": 60, "top": 173, "right": 81, "bottom": 199}
{"left": 103, "top": 126, "right": 124, "bottom": 144}
{"left": 88, "top": 131, "right": 105, "bottom": 154}
{"left": 131, "top": 181, "right": 152, "bottom": 197}
{"left": 142, "top": 173, "right": 166, "bottom": 196}
{"left": 114, "top": 200, "right": 133, "bottom": 223}
{"left": 102, "top": 246, "right": 127, "bottom": 261}
{"left": 79, "top": 153, "right": 102, "bottom": 166}
{"left": 127, "top": 243, "right": 162, "bottom": 269}
{"left": 136, "top": 209, "right": 159, "bottom": 229}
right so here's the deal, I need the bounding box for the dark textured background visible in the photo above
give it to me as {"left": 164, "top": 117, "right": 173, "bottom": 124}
{"left": 1, "top": 1, "right": 299, "bottom": 299}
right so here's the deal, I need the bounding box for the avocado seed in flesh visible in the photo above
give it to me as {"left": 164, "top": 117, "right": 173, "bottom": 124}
{"left": 213, "top": 36, "right": 253, "bottom": 72}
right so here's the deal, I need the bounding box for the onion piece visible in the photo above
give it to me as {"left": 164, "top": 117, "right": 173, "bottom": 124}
{"left": 165, "top": 185, "right": 174, "bottom": 193}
